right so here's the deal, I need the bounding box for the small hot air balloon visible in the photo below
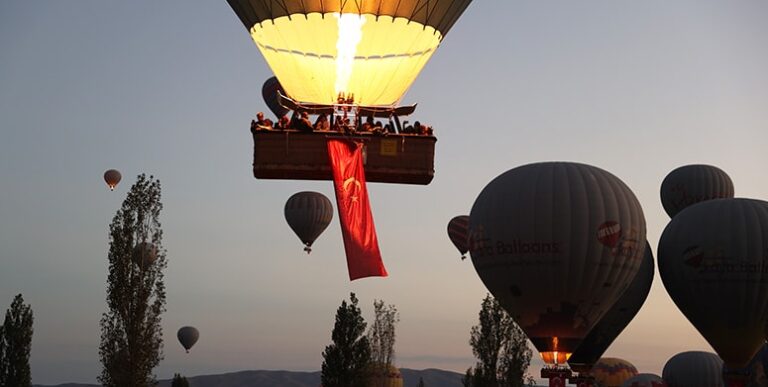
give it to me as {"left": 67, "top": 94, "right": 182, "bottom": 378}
{"left": 447, "top": 215, "right": 470, "bottom": 260}
{"left": 658, "top": 198, "right": 768, "bottom": 373}
{"left": 662, "top": 351, "right": 724, "bottom": 387}
{"left": 660, "top": 164, "right": 734, "bottom": 218}
{"left": 285, "top": 192, "right": 334, "bottom": 253}
{"left": 262, "top": 76, "right": 289, "bottom": 119}
{"left": 569, "top": 242, "right": 655, "bottom": 374}
{"left": 469, "top": 162, "right": 646, "bottom": 370}
{"left": 104, "top": 169, "right": 122, "bottom": 191}
{"left": 131, "top": 242, "right": 158, "bottom": 269}
{"left": 590, "top": 358, "right": 639, "bottom": 387}
{"left": 621, "top": 373, "right": 667, "bottom": 387}
{"left": 177, "top": 326, "right": 199, "bottom": 353}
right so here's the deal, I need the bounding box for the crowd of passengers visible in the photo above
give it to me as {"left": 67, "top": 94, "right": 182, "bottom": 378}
{"left": 250, "top": 110, "right": 434, "bottom": 136}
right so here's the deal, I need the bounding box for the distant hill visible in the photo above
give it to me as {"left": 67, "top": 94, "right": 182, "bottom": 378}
{"left": 34, "top": 368, "right": 466, "bottom": 387}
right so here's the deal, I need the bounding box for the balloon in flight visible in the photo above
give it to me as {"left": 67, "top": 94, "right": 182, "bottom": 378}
{"left": 447, "top": 215, "right": 470, "bottom": 260}
{"left": 177, "top": 326, "right": 199, "bottom": 353}
{"left": 104, "top": 169, "right": 122, "bottom": 191}
{"left": 589, "top": 358, "right": 638, "bottom": 387}
{"left": 658, "top": 198, "right": 768, "bottom": 368}
{"left": 469, "top": 162, "right": 646, "bottom": 365}
{"left": 662, "top": 351, "right": 724, "bottom": 387}
{"left": 284, "top": 191, "right": 334, "bottom": 253}
{"left": 569, "top": 241, "right": 655, "bottom": 373}
{"left": 660, "top": 164, "right": 734, "bottom": 218}
{"left": 262, "top": 76, "right": 289, "bottom": 119}
{"left": 226, "top": 0, "right": 472, "bottom": 107}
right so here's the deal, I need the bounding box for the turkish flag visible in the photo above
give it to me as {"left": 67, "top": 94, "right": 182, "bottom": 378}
{"left": 327, "top": 139, "right": 388, "bottom": 280}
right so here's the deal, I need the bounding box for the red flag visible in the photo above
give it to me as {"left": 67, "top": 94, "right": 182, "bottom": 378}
{"left": 327, "top": 139, "right": 388, "bottom": 280}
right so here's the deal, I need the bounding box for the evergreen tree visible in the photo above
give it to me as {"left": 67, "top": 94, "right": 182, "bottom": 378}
{"left": 0, "top": 294, "right": 34, "bottom": 387}
{"left": 321, "top": 293, "right": 371, "bottom": 387}
{"left": 98, "top": 174, "right": 167, "bottom": 387}
{"left": 368, "top": 299, "right": 399, "bottom": 382}
{"left": 171, "top": 373, "right": 189, "bottom": 387}
{"left": 417, "top": 377, "right": 426, "bottom": 387}
{"left": 464, "top": 294, "right": 533, "bottom": 387}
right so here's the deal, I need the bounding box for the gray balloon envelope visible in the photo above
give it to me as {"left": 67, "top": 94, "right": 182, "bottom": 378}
{"left": 660, "top": 164, "right": 734, "bottom": 218}
{"left": 469, "top": 162, "right": 646, "bottom": 364}
{"left": 177, "top": 326, "right": 199, "bottom": 353}
{"left": 658, "top": 198, "right": 768, "bottom": 368}
{"left": 569, "top": 241, "right": 655, "bottom": 373}
{"left": 620, "top": 373, "right": 666, "bottom": 387}
{"left": 284, "top": 191, "right": 333, "bottom": 253}
{"left": 663, "top": 351, "right": 723, "bottom": 387}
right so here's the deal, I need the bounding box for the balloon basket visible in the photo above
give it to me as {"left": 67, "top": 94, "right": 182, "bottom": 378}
{"left": 541, "top": 366, "right": 571, "bottom": 387}
{"left": 568, "top": 374, "right": 596, "bottom": 387}
{"left": 304, "top": 246, "right": 312, "bottom": 254}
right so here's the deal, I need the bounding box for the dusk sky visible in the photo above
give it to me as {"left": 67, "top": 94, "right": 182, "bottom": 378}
{"left": 1, "top": 1, "right": 768, "bottom": 385}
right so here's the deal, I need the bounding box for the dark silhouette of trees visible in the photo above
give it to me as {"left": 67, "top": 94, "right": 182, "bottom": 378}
{"left": 171, "top": 373, "right": 189, "bottom": 387}
{"left": 368, "top": 299, "right": 399, "bottom": 386}
{"left": 98, "top": 174, "right": 167, "bottom": 387}
{"left": 463, "top": 294, "right": 533, "bottom": 387}
{"left": 0, "top": 294, "right": 34, "bottom": 387}
{"left": 417, "top": 377, "right": 426, "bottom": 387}
{"left": 321, "top": 293, "right": 371, "bottom": 387}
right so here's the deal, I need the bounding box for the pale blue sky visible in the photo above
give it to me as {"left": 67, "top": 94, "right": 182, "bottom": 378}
{"left": 1, "top": 1, "right": 767, "bottom": 384}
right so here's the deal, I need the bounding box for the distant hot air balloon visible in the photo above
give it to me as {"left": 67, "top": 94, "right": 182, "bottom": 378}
{"left": 262, "top": 76, "right": 289, "bottom": 119}
{"left": 447, "top": 215, "right": 470, "bottom": 260}
{"left": 660, "top": 164, "right": 734, "bottom": 218}
{"left": 590, "top": 358, "right": 638, "bottom": 387}
{"left": 227, "top": 0, "right": 472, "bottom": 107}
{"left": 658, "top": 198, "right": 768, "bottom": 372}
{"left": 131, "top": 242, "right": 158, "bottom": 269}
{"left": 285, "top": 191, "right": 334, "bottom": 253}
{"left": 469, "top": 162, "right": 646, "bottom": 369}
{"left": 662, "top": 351, "right": 724, "bottom": 387}
{"left": 177, "top": 326, "right": 199, "bottom": 353}
{"left": 104, "top": 169, "right": 122, "bottom": 191}
{"left": 621, "top": 373, "right": 667, "bottom": 387}
{"left": 366, "top": 363, "right": 403, "bottom": 387}
{"left": 569, "top": 242, "right": 655, "bottom": 373}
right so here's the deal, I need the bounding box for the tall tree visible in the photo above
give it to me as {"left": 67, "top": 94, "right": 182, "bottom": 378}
{"left": 464, "top": 294, "right": 533, "bottom": 387}
{"left": 417, "top": 377, "right": 426, "bottom": 387}
{"left": 368, "top": 299, "right": 399, "bottom": 386}
{"left": 171, "top": 373, "right": 189, "bottom": 387}
{"left": 98, "top": 174, "right": 167, "bottom": 387}
{"left": 0, "top": 294, "right": 34, "bottom": 387}
{"left": 321, "top": 293, "right": 371, "bottom": 387}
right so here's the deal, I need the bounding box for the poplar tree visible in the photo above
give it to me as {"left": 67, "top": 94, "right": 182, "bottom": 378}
{"left": 321, "top": 293, "right": 371, "bottom": 387}
{"left": 0, "top": 294, "right": 34, "bottom": 387}
{"left": 368, "top": 299, "right": 399, "bottom": 385}
{"left": 98, "top": 174, "right": 167, "bottom": 387}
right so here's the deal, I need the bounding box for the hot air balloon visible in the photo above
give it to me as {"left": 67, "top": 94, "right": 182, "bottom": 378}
{"left": 469, "top": 162, "right": 646, "bottom": 379}
{"left": 447, "top": 215, "right": 470, "bottom": 260}
{"left": 228, "top": 0, "right": 472, "bottom": 185}
{"left": 104, "top": 169, "right": 122, "bottom": 191}
{"left": 662, "top": 351, "right": 724, "bottom": 387}
{"left": 658, "top": 198, "right": 768, "bottom": 375}
{"left": 262, "top": 76, "right": 289, "bottom": 119}
{"left": 366, "top": 363, "right": 403, "bottom": 387}
{"left": 131, "top": 242, "right": 158, "bottom": 268}
{"left": 621, "top": 373, "right": 667, "bottom": 387}
{"left": 285, "top": 191, "right": 334, "bottom": 253}
{"left": 660, "top": 164, "right": 734, "bottom": 218}
{"left": 569, "top": 242, "right": 655, "bottom": 375}
{"left": 589, "top": 358, "right": 638, "bottom": 387}
{"left": 177, "top": 326, "right": 199, "bottom": 353}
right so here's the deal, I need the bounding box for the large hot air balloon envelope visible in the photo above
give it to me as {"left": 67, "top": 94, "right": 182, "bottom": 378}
{"left": 662, "top": 351, "right": 724, "bottom": 387}
{"left": 284, "top": 191, "right": 334, "bottom": 253}
{"left": 177, "top": 326, "right": 199, "bottom": 353}
{"left": 621, "top": 373, "right": 666, "bottom": 387}
{"left": 590, "top": 358, "right": 638, "bottom": 387}
{"left": 569, "top": 242, "right": 655, "bottom": 373}
{"left": 658, "top": 198, "right": 768, "bottom": 368}
{"left": 469, "top": 162, "right": 646, "bottom": 365}
{"left": 262, "top": 76, "right": 289, "bottom": 118}
{"left": 104, "top": 169, "right": 121, "bottom": 191}
{"left": 660, "top": 164, "right": 734, "bottom": 218}
{"left": 227, "top": 0, "right": 472, "bottom": 107}
{"left": 447, "top": 215, "right": 469, "bottom": 260}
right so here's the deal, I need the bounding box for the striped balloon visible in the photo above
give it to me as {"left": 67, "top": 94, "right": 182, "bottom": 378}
{"left": 590, "top": 358, "right": 639, "bottom": 387}
{"left": 447, "top": 215, "right": 470, "bottom": 260}
{"left": 660, "top": 164, "right": 734, "bottom": 218}
{"left": 284, "top": 191, "right": 333, "bottom": 253}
